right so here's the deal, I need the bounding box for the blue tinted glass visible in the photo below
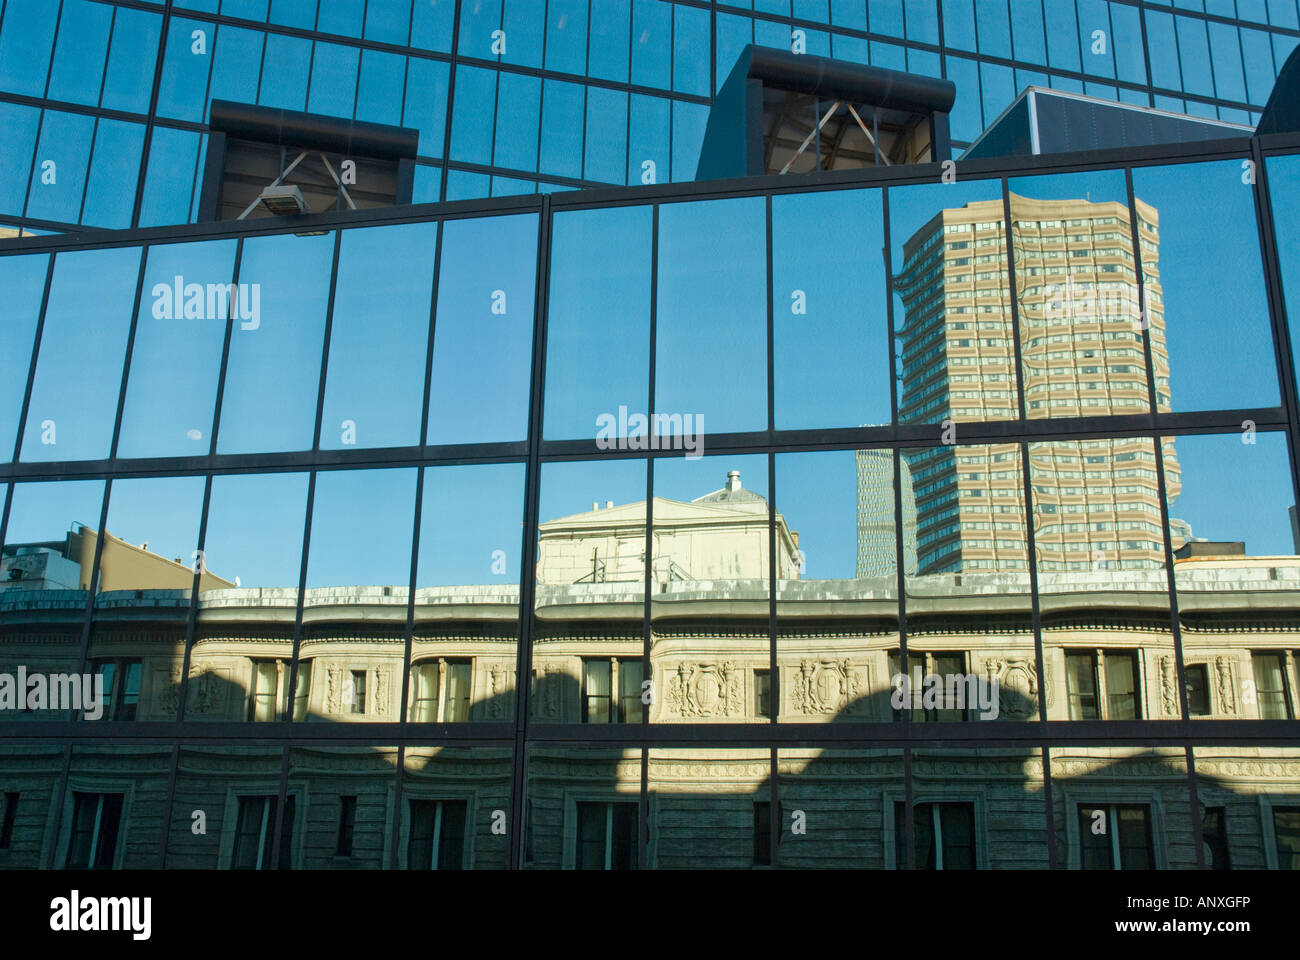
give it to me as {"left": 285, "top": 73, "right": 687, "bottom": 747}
{"left": 202, "top": 473, "right": 308, "bottom": 592}
{"left": 673, "top": 3, "right": 710, "bottom": 95}
{"left": 753, "top": 18, "right": 794, "bottom": 52}
{"left": 1010, "top": 0, "right": 1046, "bottom": 64}
{"left": 941, "top": 0, "right": 976, "bottom": 53}
{"left": 1241, "top": 28, "right": 1276, "bottom": 104}
{"left": 546, "top": 0, "right": 589, "bottom": 74}
{"left": 364, "top": 0, "right": 411, "bottom": 43}
{"left": 981, "top": 61, "right": 1016, "bottom": 125}
{"left": 869, "top": 0, "right": 904, "bottom": 37}
{"left": 222, "top": 0, "right": 269, "bottom": 19}
{"left": 412, "top": 163, "right": 441, "bottom": 201}
{"left": 1238, "top": 0, "right": 1269, "bottom": 21}
{"left": 1077, "top": 0, "right": 1115, "bottom": 78}
{"left": 209, "top": 25, "right": 263, "bottom": 115}
{"left": 451, "top": 65, "right": 497, "bottom": 164}
{"left": 81, "top": 119, "right": 145, "bottom": 230}
{"left": 502, "top": 0, "right": 545, "bottom": 67}
{"left": 217, "top": 232, "right": 335, "bottom": 455}
{"left": 1269, "top": 0, "right": 1300, "bottom": 28}
{"left": 1044, "top": 1, "right": 1081, "bottom": 71}
{"left": 1174, "top": 16, "right": 1213, "bottom": 96}
{"left": 259, "top": 32, "right": 311, "bottom": 110}
{"left": 1145, "top": 11, "right": 1181, "bottom": 90}
{"left": 306, "top": 468, "right": 416, "bottom": 589}
{"left": 794, "top": 0, "right": 830, "bottom": 21}
{"left": 307, "top": 42, "right": 360, "bottom": 118}
{"left": 417, "top": 463, "right": 525, "bottom": 588}
{"left": 756, "top": 0, "right": 792, "bottom": 14}
{"left": 0, "top": 254, "right": 49, "bottom": 461}
{"left": 656, "top": 198, "right": 767, "bottom": 434}
{"left": 869, "top": 39, "right": 905, "bottom": 69}
{"left": 47, "top": 0, "right": 113, "bottom": 106}
{"left": 585, "top": 87, "right": 628, "bottom": 184}
{"left": 544, "top": 205, "right": 651, "bottom": 441}
{"left": 460, "top": 0, "right": 503, "bottom": 58}
{"left": 494, "top": 72, "right": 540, "bottom": 171}
{"left": 138, "top": 126, "right": 199, "bottom": 228}
{"left": 773, "top": 189, "right": 889, "bottom": 430}
{"left": 0, "top": 102, "right": 40, "bottom": 217}
{"left": 832, "top": 33, "right": 869, "bottom": 64}
{"left": 632, "top": 0, "right": 672, "bottom": 89}
{"left": 356, "top": 50, "right": 405, "bottom": 127}
{"left": 0, "top": 0, "right": 57, "bottom": 97}
{"left": 102, "top": 8, "right": 162, "bottom": 114}
{"left": 907, "top": 46, "right": 941, "bottom": 77}
{"left": 321, "top": 222, "right": 437, "bottom": 450}
{"left": 589, "top": 0, "right": 631, "bottom": 82}
{"left": 21, "top": 247, "right": 141, "bottom": 462}
{"left": 831, "top": 0, "right": 867, "bottom": 29}
{"left": 904, "top": 0, "right": 939, "bottom": 43}
{"left": 1208, "top": 22, "right": 1246, "bottom": 102}
{"left": 492, "top": 175, "right": 535, "bottom": 196}
{"left": 404, "top": 57, "right": 450, "bottom": 156}
{"left": 317, "top": 0, "right": 365, "bottom": 36}
{"left": 716, "top": 12, "right": 752, "bottom": 82}
{"left": 628, "top": 94, "right": 670, "bottom": 185}
{"left": 26, "top": 111, "right": 94, "bottom": 224}
{"left": 411, "top": 0, "right": 456, "bottom": 51}
{"left": 539, "top": 79, "right": 584, "bottom": 179}
{"left": 117, "top": 240, "right": 238, "bottom": 459}
{"left": 445, "top": 168, "right": 490, "bottom": 200}
{"left": 1275, "top": 34, "right": 1299, "bottom": 71}
{"left": 157, "top": 18, "right": 213, "bottom": 121}
{"left": 1110, "top": 2, "right": 1146, "bottom": 85}
{"left": 976, "top": 0, "right": 1012, "bottom": 58}
{"left": 184, "top": 0, "right": 219, "bottom": 11}
{"left": 945, "top": 55, "right": 983, "bottom": 141}
{"left": 427, "top": 215, "right": 537, "bottom": 445}
{"left": 269, "top": 0, "right": 317, "bottom": 28}
{"left": 671, "top": 100, "right": 708, "bottom": 181}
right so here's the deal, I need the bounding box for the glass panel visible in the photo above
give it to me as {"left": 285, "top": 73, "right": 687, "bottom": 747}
{"left": 1194, "top": 746, "right": 1300, "bottom": 869}
{"left": 216, "top": 232, "right": 334, "bottom": 455}
{"left": 656, "top": 198, "right": 767, "bottom": 436}
{"left": 648, "top": 748, "right": 769, "bottom": 868}
{"left": 288, "top": 746, "right": 397, "bottom": 868}
{"left": 777, "top": 748, "right": 902, "bottom": 868}
{"left": 1009, "top": 169, "right": 1148, "bottom": 420}
{"left": 401, "top": 747, "right": 512, "bottom": 868}
{"left": 525, "top": 747, "right": 641, "bottom": 868}
{"left": 427, "top": 214, "right": 537, "bottom": 445}
{"left": 0, "top": 746, "right": 64, "bottom": 867}
{"left": 0, "top": 254, "right": 49, "bottom": 462}
{"left": 409, "top": 463, "right": 525, "bottom": 724}
{"left": 116, "top": 240, "right": 236, "bottom": 458}
{"left": 61, "top": 746, "right": 170, "bottom": 868}
{"left": 533, "top": 459, "right": 646, "bottom": 722}
{"left": 1132, "top": 159, "right": 1277, "bottom": 412}
{"left": 889, "top": 179, "right": 1015, "bottom": 426}
{"left": 320, "top": 223, "right": 436, "bottom": 451}
{"left": 543, "top": 206, "right": 652, "bottom": 442}
{"left": 1050, "top": 746, "right": 1194, "bottom": 869}
{"left": 21, "top": 246, "right": 140, "bottom": 462}
{"left": 773, "top": 189, "right": 890, "bottom": 430}
{"left": 164, "top": 747, "right": 285, "bottom": 867}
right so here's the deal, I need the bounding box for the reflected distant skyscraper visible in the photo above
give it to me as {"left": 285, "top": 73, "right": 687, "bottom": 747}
{"left": 894, "top": 193, "right": 1181, "bottom": 575}
{"left": 855, "top": 449, "right": 916, "bottom": 577}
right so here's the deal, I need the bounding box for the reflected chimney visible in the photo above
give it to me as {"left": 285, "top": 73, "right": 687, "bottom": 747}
{"left": 726, "top": 470, "right": 741, "bottom": 492}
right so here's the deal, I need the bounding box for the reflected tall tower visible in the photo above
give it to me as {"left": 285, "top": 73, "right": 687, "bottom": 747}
{"left": 855, "top": 449, "right": 917, "bottom": 577}
{"left": 894, "top": 194, "right": 1181, "bottom": 574}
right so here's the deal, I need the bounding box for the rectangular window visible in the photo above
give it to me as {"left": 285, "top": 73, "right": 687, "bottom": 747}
{"left": 248, "top": 659, "right": 310, "bottom": 721}
{"left": 575, "top": 801, "right": 638, "bottom": 870}
{"left": 1274, "top": 807, "right": 1300, "bottom": 869}
{"left": 582, "top": 658, "right": 642, "bottom": 723}
{"left": 1186, "top": 663, "right": 1210, "bottom": 717}
{"left": 1066, "top": 650, "right": 1141, "bottom": 719}
{"left": 336, "top": 796, "right": 357, "bottom": 857}
{"left": 65, "top": 792, "right": 124, "bottom": 869}
{"left": 893, "top": 802, "right": 976, "bottom": 869}
{"left": 1202, "top": 806, "right": 1230, "bottom": 870}
{"left": 1252, "top": 652, "right": 1293, "bottom": 719}
{"left": 0, "top": 792, "right": 18, "bottom": 850}
{"left": 755, "top": 669, "right": 771, "bottom": 720}
{"left": 94, "top": 659, "right": 142, "bottom": 721}
{"left": 888, "top": 651, "right": 970, "bottom": 721}
{"left": 753, "top": 800, "right": 772, "bottom": 867}
{"left": 231, "top": 795, "right": 295, "bottom": 870}
{"left": 409, "top": 660, "right": 473, "bottom": 722}
{"left": 350, "top": 670, "right": 366, "bottom": 714}
{"left": 407, "top": 799, "right": 466, "bottom": 869}
{"left": 1078, "top": 804, "right": 1153, "bottom": 869}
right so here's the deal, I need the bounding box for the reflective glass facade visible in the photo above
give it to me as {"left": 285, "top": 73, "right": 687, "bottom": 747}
{"left": 2, "top": 0, "right": 1300, "bottom": 877}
